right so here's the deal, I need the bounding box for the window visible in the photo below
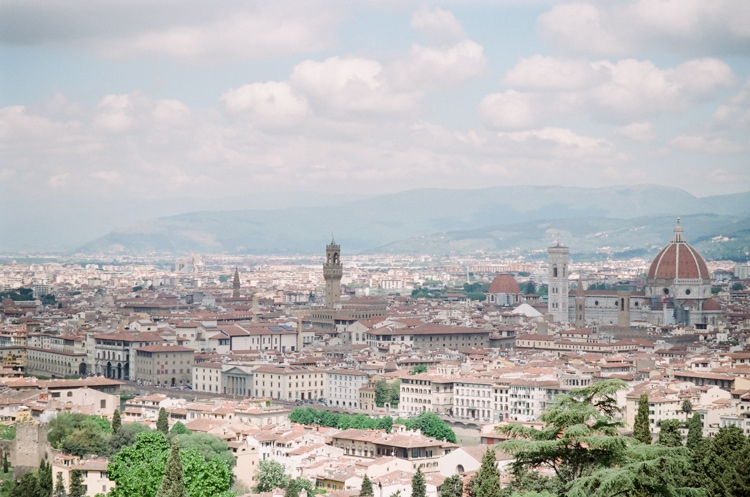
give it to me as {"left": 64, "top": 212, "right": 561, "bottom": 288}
{"left": 100, "top": 399, "right": 107, "bottom": 409}
{"left": 67, "top": 392, "right": 73, "bottom": 397}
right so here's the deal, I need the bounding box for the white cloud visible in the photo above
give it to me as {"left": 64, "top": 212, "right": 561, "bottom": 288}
{"left": 388, "top": 40, "right": 487, "bottom": 91}
{"left": 290, "top": 57, "right": 420, "bottom": 117}
{"left": 711, "top": 78, "right": 750, "bottom": 129}
{"left": 670, "top": 135, "right": 743, "bottom": 154}
{"left": 486, "top": 56, "right": 736, "bottom": 128}
{"left": 615, "top": 122, "right": 655, "bottom": 142}
{"left": 502, "top": 55, "right": 606, "bottom": 91}
{"left": 221, "top": 82, "right": 309, "bottom": 129}
{"left": 410, "top": 7, "right": 466, "bottom": 43}
{"left": 498, "top": 127, "right": 616, "bottom": 159}
{"left": 539, "top": 0, "right": 750, "bottom": 56}
{"left": 479, "top": 90, "right": 537, "bottom": 130}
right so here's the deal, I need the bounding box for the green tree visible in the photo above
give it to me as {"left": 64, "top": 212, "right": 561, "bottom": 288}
{"left": 10, "top": 472, "right": 38, "bottom": 497}
{"left": 439, "top": 474, "right": 463, "bottom": 497}
{"left": 157, "top": 408, "right": 169, "bottom": 435}
{"left": 3, "top": 450, "right": 8, "bottom": 473}
{"left": 410, "top": 365, "right": 427, "bottom": 374}
{"left": 731, "top": 282, "right": 744, "bottom": 291}
{"left": 411, "top": 468, "right": 426, "bottom": 497}
{"left": 695, "top": 425, "right": 749, "bottom": 497}
{"left": 468, "top": 448, "right": 501, "bottom": 497}
{"left": 38, "top": 458, "right": 53, "bottom": 497}
{"left": 500, "top": 380, "right": 629, "bottom": 488}
{"left": 112, "top": 409, "right": 122, "bottom": 433}
{"left": 657, "top": 419, "right": 683, "bottom": 447}
{"left": 404, "top": 412, "right": 456, "bottom": 443}
{"left": 68, "top": 470, "right": 85, "bottom": 497}
{"left": 375, "top": 381, "right": 391, "bottom": 407}
{"left": 681, "top": 399, "right": 693, "bottom": 422}
{"left": 633, "top": 393, "right": 652, "bottom": 444}
{"left": 523, "top": 281, "right": 537, "bottom": 295}
{"left": 60, "top": 426, "right": 108, "bottom": 456}
{"left": 169, "top": 422, "right": 191, "bottom": 436}
{"left": 108, "top": 431, "right": 232, "bottom": 497}
{"left": 500, "top": 379, "right": 701, "bottom": 497}
{"left": 686, "top": 413, "right": 703, "bottom": 452}
{"left": 155, "top": 441, "right": 188, "bottom": 497}
{"left": 254, "top": 460, "right": 289, "bottom": 492}
{"left": 284, "top": 480, "right": 299, "bottom": 497}
{"left": 108, "top": 422, "right": 152, "bottom": 453}
{"left": 53, "top": 472, "right": 66, "bottom": 497}
{"left": 360, "top": 475, "right": 374, "bottom": 497}
{"left": 174, "top": 433, "right": 234, "bottom": 468}
{"left": 390, "top": 380, "right": 401, "bottom": 408}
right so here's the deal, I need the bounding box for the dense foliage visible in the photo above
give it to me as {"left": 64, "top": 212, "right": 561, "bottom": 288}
{"left": 398, "top": 412, "right": 457, "bottom": 443}
{"left": 360, "top": 475, "right": 374, "bottom": 497}
{"left": 499, "top": 379, "right": 702, "bottom": 497}
{"left": 439, "top": 474, "right": 463, "bottom": 497}
{"left": 468, "top": 448, "right": 501, "bottom": 497}
{"left": 289, "top": 408, "right": 394, "bottom": 433}
{"left": 48, "top": 413, "right": 112, "bottom": 457}
{"left": 157, "top": 408, "right": 169, "bottom": 435}
{"left": 108, "top": 431, "right": 233, "bottom": 497}
{"left": 155, "top": 441, "right": 188, "bottom": 497}
{"left": 374, "top": 380, "right": 400, "bottom": 408}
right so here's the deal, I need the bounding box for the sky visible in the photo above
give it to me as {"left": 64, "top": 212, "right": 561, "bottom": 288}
{"left": 1, "top": 0, "right": 750, "bottom": 249}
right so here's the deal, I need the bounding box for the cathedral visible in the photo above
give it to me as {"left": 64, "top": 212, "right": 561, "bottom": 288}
{"left": 549, "top": 218, "right": 723, "bottom": 328}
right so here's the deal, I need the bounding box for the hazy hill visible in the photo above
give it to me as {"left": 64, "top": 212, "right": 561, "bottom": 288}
{"left": 374, "top": 214, "right": 750, "bottom": 260}
{"left": 77, "top": 185, "right": 750, "bottom": 256}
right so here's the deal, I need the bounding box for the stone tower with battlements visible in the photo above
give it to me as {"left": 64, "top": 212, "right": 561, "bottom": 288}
{"left": 548, "top": 243, "right": 570, "bottom": 323}
{"left": 323, "top": 237, "right": 343, "bottom": 307}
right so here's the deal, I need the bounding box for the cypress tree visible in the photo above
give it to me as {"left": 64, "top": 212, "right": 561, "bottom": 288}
{"left": 360, "top": 474, "right": 374, "bottom": 497}
{"left": 156, "top": 441, "right": 188, "bottom": 497}
{"left": 687, "top": 412, "right": 703, "bottom": 452}
{"left": 469, "top": 448, "right": 501, "bottom": 497}
{"left": 54, "top": 471, "right": 66, "bottom": 497}
{"left": 285, "top": 479, "right": 300, "bottom": 497}
{"left": 411, "top": 467, "right": 426, "bottom": 497}
{"left": 68, "top": 469, "right": 86, "bottom": 497}
{"left": 112, "top": 409, "right": 122, "bottom": 432}
{"left": 633, "top": 393, "right": 652, "bottom": 444}
{"left": 38, "top": 457, "right": 53, "bottom": 497}
{"left": 3, "top": 450, "right": 9, "bottom": 473}
{"left": 157, "top": 407, "right": 169, "bottom": 435}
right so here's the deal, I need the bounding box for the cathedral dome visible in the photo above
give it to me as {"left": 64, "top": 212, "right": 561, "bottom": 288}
{"left": 488, "top": 274, "right": 521, "bottom": 294}
{"left": 647, "top": 218, "right": 709, "bottom": 281}
{"left": 703, "top": 299, "right": 722, "bottom": 311}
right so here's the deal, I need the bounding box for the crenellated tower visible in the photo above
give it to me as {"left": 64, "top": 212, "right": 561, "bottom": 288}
{"left": 323, "top": 236, "right": 343, "bottom": 307}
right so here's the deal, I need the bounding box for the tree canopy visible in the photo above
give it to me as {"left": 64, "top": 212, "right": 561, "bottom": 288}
{"left": 400, "top": 412, "right": 457, "bottom": 443}
{"left": 289, "top": 407, "right": 393, "bottom": 433}
{"left": 499, "top": 379, "right": 702, "bottom": 496}
{"left": 107, "top": 431, "right": 233, "bottom": 497}
{"left": 633, "top": 393, "right": 652, "bottom": 444}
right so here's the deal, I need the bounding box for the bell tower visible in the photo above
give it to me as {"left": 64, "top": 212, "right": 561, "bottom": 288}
{"left": 232, "top": 267, "right": 240, "bottom": 298}
{"left": 574, "top": 276, "right": 586, "bottom": 329}
{"left": 548, "top": 242, "right": 570, "bottom": 323}
{"left": 323, "top": 236, "right": 342, "bottom": 307}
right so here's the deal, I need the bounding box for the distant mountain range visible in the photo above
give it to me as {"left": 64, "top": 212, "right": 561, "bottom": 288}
{"left": 74, "top": 184, "right": 750, "bottom": 260}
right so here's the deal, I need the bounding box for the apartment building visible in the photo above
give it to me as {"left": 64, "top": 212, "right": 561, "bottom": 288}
{"left": 399, "top": 374, "right": 454, "bottom": 417}
{"left": 454, "top": 377, "right": 494, "bottom": 421}
{"left": 132, "top": 345, "right": 194, "bottom": 387}
{"left": 326, "top": 369, "right": 369, "bottom": 408}
{"left": 253, "top": 365, "right": 326, "bottom": 401}
{"left": 193, "top": 362, "right": 223, "bottom": 394}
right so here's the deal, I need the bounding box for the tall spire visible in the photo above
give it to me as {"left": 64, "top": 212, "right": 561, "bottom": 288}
{"left": 232, "top": 267, "right": 240, "bottom": 298}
